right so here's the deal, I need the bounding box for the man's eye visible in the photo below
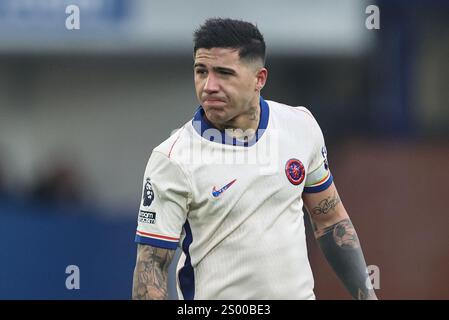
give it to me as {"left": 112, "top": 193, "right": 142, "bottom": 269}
{"left": 196, "top": 69, "right": 207, "bottom": 75}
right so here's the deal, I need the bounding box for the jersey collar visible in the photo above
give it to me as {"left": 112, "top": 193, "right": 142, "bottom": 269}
{"left": 192, "top": 96, "right": 269, "bottom": 147}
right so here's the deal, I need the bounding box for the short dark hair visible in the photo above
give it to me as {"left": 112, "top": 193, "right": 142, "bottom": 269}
{"left": 193, "top": 18, "right": 266, "bottom": 64}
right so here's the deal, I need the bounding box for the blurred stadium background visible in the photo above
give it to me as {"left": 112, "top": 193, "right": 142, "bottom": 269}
{"left": 0, "top": 0, "right": 448, "bottom": 299}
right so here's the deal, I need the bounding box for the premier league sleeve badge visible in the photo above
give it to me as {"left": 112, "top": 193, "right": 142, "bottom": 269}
{"left": 142, "top": 178, "right": 154, "bottom": 207}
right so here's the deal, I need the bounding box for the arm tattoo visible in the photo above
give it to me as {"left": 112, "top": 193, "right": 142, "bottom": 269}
{"left": 316, "top": 218, "right": 377, "bottom": 300}
{"left": 311, "top": 192, "right": 341, "bottom": 216}
{"left": 132, "top": 244, "right": 175, "bottom": 300}
{"left": 315, "top": 219, "right": 359, "bottom": 248}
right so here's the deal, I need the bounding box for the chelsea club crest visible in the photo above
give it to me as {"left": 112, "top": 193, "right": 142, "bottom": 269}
{"left": 285, "top": 158, "right": 305, "bottom": 185}
{"left": 143, "top": 178, "right": 154, "bottom": 206}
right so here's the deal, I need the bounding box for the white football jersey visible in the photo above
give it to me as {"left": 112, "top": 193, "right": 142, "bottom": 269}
{"left": 135, "top": 98, "right": 333, "bottom": 300}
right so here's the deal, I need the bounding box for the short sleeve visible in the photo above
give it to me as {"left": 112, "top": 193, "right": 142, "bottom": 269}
{"left": 303, "top": 116, "right": 333, "bottom": 193}
{"left": 135, "top": 151, "right": 191, "bottom": 249}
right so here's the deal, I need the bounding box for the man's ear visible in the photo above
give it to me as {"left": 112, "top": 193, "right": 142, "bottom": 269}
{"left": 255, "top": 68, "right": 268, "bottom": 92}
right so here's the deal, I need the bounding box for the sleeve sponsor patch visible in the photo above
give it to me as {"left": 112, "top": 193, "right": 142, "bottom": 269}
{"left": 138, "top": 210, "right": 156, "bottom": 224}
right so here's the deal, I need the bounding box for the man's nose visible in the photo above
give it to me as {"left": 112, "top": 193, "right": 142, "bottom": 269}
{"left": 204, "top": 74, "right": 219, "bottom": 93}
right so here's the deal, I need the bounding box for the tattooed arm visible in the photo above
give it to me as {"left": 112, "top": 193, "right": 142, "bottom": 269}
{"left": 132, "top": 244, "right": 175, "bottom": 300}
{"left": 303, "top": 182, "right": 377, "bottom": 300}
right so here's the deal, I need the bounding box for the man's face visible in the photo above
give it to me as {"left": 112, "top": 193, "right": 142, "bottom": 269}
{"left": 194, "top": 48, "right": 262, "bottom": 126}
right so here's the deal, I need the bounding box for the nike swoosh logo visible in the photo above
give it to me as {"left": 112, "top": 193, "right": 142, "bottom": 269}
{"left": 212, "top": 179, "right": 237, "bottom": 197}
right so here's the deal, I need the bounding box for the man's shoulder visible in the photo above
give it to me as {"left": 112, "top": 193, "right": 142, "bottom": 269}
{"left": 152, "top": 122, "right": 193, "bottom": 159}
{"left": 266, "top": 99, "right": 318, "bottom": 125}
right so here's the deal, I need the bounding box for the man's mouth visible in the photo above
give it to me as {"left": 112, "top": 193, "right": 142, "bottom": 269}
{"left": 204, "top": 97, "right": 225, "bottom": 103}
{"left": 203, "top": 98, "right": 227, "bottom": 109}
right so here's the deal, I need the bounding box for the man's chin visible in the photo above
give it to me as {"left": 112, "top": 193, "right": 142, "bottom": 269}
{"left": 205, "top": 109, "right": 225, "bottom": 120}
{"left": 204, "top": 112, "right": 227, "bottom": 129}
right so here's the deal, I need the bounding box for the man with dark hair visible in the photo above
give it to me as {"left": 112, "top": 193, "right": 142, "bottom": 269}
{"left": 132, "top": 18, "right": 377, "bottom": 300}
{"left": 193, "top": 18, "right": 266, "bottom": 64}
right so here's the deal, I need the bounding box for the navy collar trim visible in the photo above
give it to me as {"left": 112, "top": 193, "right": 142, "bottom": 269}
{"left": 192, "top": 97, "right": 269, "bottom": 147}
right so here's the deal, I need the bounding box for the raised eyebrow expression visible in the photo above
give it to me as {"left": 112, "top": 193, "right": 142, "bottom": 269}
{"left": 194, "top": 63, "right": 237, "bottom": 76}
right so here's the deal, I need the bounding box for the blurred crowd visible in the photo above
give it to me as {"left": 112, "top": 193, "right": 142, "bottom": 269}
{"left": 0, "top": 151, "right": 85, "bottom": 210}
